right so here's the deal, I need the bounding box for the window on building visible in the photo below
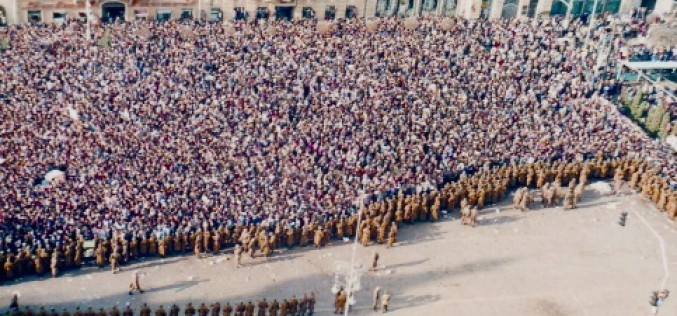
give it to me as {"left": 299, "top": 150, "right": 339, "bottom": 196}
{"left": 28, "top": 10, "right": 42, "bottom": 23}
{"left": 156, "top": 9, "right": 172, "bottom": 22}
{"left": 53, "top": 12, "right": 67, "bottom": 23}
{"left": 302, "top": 7, "right": 315, "bottom": 19}
{"left": 345, "top": 5, "right": 358, "bottom": 18}
{"left": 527, "top": 0, "right": 538, "bottom": 17}
{"left": 550, "top": 0, "right": 621, "bottom": 16}
{"left": 234, "top": 7, "right": 248, "bottom": 20}
{"left": 256, "top": 7, "right": 269, "bottom": 19}
{"left": 0, "top": 7, "right": 7, "bottom": 26}
{"left": 210, "top": 8, "right": 222, "bottom": 21}
{"left": 325, "top": 6, "right": 336, "bottom": 20}
{"left": 180, "top": 9, "right": 193, "bottom": 20}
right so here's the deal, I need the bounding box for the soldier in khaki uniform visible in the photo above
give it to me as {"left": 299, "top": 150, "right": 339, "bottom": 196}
{"left": 256, "top": 299, "right": 268, "bottom": 316}
{"left": 313, "top": 227, "right": 324, "bottom": 248}
{"left": 222, "top": 303, "right": 232, "bottom": 316}
{"left": 268, "top": 300, "right": 279, "bottom": 316}
{"left": 110, "top": 251, "right": 121, "bottom": 274}
{"left": 168, "top": 305, "right": 179, "bottom": 316}
{"left": 154, "top": 306, "right": 166, "bottom": 316}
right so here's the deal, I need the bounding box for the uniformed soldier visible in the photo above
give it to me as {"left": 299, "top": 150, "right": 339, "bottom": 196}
{"left": 268, "top": 300, "right": 279, "bottom": 316}
{"left": 122, "top": 305, "right": 134, "bottom": 316}
{"left": 313, "top": 227, "right": 324, "bottom": 248}
{"left": 96, "top": 308, "right": 107, "bottom": 316}
{"left": 154, "top": 306, "right": 166, "bottom": 316}
{"left": 244, "top": 302, "right": 254, "bottom": 316}
{"left": 299, "top": 294, "right": 309, "bottom": 316}
{"left": 110, "top": 251, "right": 121, "bottom": 274}
{"left": 139, "top": 236, "right": 149, "bottom": 257}
{"left": 210, "top": 303, "right": 220, "bottom": 316}
{"left": 50, "top": 252, "right": 59, "bottom": 277}
{"left": 377, "top": 225, "right": 386, "bottom": 244}
{"left": 371, "top": 251, "right": 379, "bottom": 271}
{"left": 213, "top": 231, "right": 221, "bottom": 254}
{"left": 256, "top": 299, "right": 268, "bottom": 316}
{"left": 300, "top": 227, "right": 309, "bottom": 247}
{"left": 60, "top": 309, "right": 71, "bottom": 316}
{"left": 184, "top": 303, "right": 195, "bottom": 316}
{"left": 149, "top": 235, "right": 158, "bottom": 256}
{"left": 361, "top": 226, "right": 371, "bottom": 247}
{"left": 197, "top": 304, "right": 209, "bottom": 316}
{"left": 307, "top": 292, "right": 318, "bottom": 314}
{"left": 169, "top": 305, "right": 180, "bottom": 316}
{"left": 73, "top": 307, "right": 83, "bottom": 316}
{"left": 234, "top": 302, "right": 245, "bottom": 316}
{"left": 335, "top": 292, "right": 347, "bottom": 314}
{"left": 278, "top": 300, "right": 288, "bottom": 316}
{"left": 109, "top": 306, "right": 120, "bottom": 316}
{"left": 221, "top": 303, "right": 232, "bottom": 316}
{"left": 95, "top": 245, "right": 105, "bottom": 269}
{"left": 381, "top": 291, "right": 391, "bottom": 313}
{"left": 139, "top": 304, "right": 151, "bottom": 316}
{"left": 158, "top": 239, "right": 166, "bottom": 258}
{"left": 234, "top": 244, "right": 243, "bottom": 268}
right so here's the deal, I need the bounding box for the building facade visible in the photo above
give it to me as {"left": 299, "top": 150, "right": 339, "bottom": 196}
{"left": 0, "top": 0, "right": 673, "bottom": 25}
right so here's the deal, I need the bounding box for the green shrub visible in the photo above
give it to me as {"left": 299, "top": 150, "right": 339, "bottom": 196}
{"left": 658, "top": 112, "right": 671, "bottom": 140}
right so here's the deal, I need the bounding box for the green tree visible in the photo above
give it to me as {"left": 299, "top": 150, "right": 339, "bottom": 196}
{"left": 632, "top": 101, "right": 649, "bottom": 122}
{"left": 658, "top": 112, "right": 671, "bottom": 140}
{"left": 647, "top": 104, "right": 666, "bottom": 133}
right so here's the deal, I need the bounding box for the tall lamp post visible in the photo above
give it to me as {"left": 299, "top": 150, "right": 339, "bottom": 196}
{"left": 331, "top": 190, "right": 367, "bottom": 316}
{"left": 343, "top": 203, "right": 364, "bottom": 316}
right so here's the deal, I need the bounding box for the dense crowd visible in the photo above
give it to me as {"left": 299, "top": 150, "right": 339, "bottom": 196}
{"left": 0, "top": 16, "right": 675, "bottom": 282}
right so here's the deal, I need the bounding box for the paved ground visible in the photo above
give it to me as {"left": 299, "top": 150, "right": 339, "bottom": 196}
{"left": 2, "top": 184, "right": 676, "bottom": 316}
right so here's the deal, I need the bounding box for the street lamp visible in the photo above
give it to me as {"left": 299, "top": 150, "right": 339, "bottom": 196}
{"left": 343, "top": 204, "right": 364, "bottom": 316}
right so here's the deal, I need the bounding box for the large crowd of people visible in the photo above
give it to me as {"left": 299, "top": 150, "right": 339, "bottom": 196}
{"left": 0, "top": 16, "right": 675, "bottom": 283}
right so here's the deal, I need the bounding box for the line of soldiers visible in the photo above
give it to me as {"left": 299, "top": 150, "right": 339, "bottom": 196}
{"left": 4, "top": 158, "right": 675, "bottom": 284}
{"left": 504, "top": 158, "right": 677, "bottom": 218}
{"left": 7, "top": 295, "right": 316, "bottom": 316}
